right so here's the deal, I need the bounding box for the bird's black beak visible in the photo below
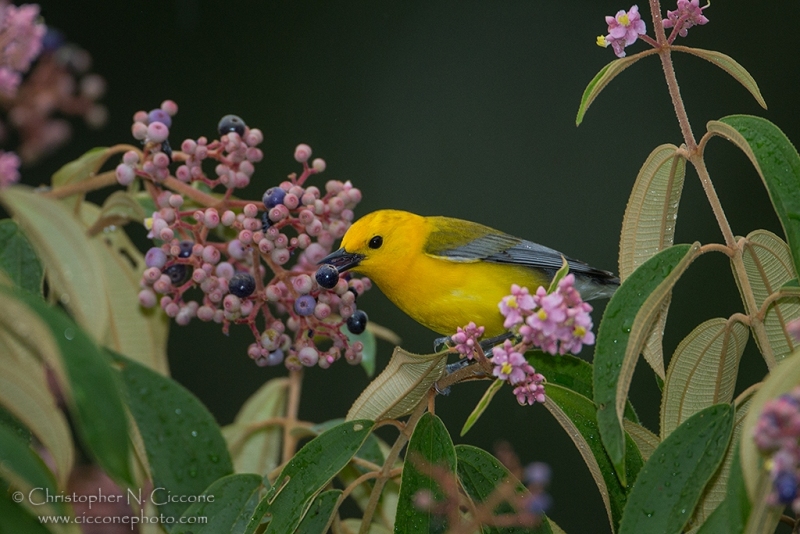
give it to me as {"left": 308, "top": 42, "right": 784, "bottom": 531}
{"left": 318, "top": 247, "right": 364, "bottom": 272}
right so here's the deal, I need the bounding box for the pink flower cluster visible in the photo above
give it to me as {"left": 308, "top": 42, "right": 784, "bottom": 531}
{"left": 0, "top": 149, "right": 19, "bottom": 187}
{"left": 500, "top": 275, "right": 595, "bottom": 356}
{"left": 452, "top": 322, "right": 485, "bottom": 358}
{"left": 754, "top": 386, "right": 800, "bottom": 511}
{"left": 663, "top": 0, "right": 709, "bottom": 39}
{"left": 598, "top": 5, "right": 646, "bottom": 58}
{"left": 490, "top": 339, "right": 546, "bottom": 406}
{"left": 0, "top": 1, "right": 44, "bottom": 98}
{"left": 129, "top": 102, "right": 370, "bottom": 369}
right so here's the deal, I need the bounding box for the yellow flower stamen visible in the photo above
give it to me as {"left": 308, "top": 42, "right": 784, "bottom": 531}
{"left": 596, "top": 35, "right": 608, "bottom": 48}
{"left": 537, "top": 309, "right": 548, "bottom": 321}
{"left": 619, "top": 13, "right": 630, "bottom": 26}
{"left": 574, "top": 326, "right": 586, "bottom": 337}
{"left": 144, "top": 217, "right": 154, "bottom": 230}
{"left": 501, "top": 362, "right": 513, "bottom": 375}
{"left": 506, "top": 295, "right": 518, "bottom": 309}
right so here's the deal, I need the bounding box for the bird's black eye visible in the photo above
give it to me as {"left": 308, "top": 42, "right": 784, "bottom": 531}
{"left": 369, "top": 236, "right": 383, "bottom": 249}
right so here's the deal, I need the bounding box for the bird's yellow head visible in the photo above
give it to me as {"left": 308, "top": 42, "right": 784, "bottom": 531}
{"left": 318, "top": 209, "right": 426, "bottom": 282}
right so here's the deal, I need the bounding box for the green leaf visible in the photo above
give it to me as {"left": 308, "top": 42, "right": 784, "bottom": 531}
{"left": 395, "top": 413, "right": 457, "bottom": 534}
{"left": 85, "top": 190, "right": 146, "bottom": 236}
{"left": 547, "top": 256, "right": 570, "bottom": 293}
{"left": 709, "top": 116, "right": 800, "bottom": 275}
{"left": 0, "top": 187, "right": 109, "bottom": 340}
{"left": 619, "top": 143, "right": 686, "bottom": 379}
{"left": 173, "top": 474, "right": 263, "bottom": 534}
{"left": 0, "top": 220, "right": 43, "bottom": 295}
{"left": 544, "top": 384, "right": 643, "bottom": 532}
{"left": 673, "top": 47, "right": 767, "bottom": 109}
{"left": 245, "top": 419, "right": 374, "bottom": 534}
{"left": 341, "top": 323, "right": 377, "bottom": 377}
{"left": 661, "top": 318, "right": 748, "bottom": 439}
{"left": 0, "top": 334, "right": 74, "bottom": 488}
{"left": 696, "top": 443, "right": 750, "bottom": 534}
{"left": 740, "top": 350, "right": 800, "bottom": 499}
{"left": 622, "top": 420, "right": 659, "bottom": 462}
{"left": 576, "top": 50, "right": 657, "bottom": 126}
{"left": 0, "top": 492, "right": 54, "bottom": 534}
{"left": 739, "top": 230, "right": 800, "bottom": 363}
{"left": 295, "top": 490, "right": 342, "bottom": 534}
{"left": 456, "top": 444, "right": 553, "bottom": 534}
{"left": 346, "top": 347, "right": 447, "bottom": 421}
{"left": 51, "top": 146, "right": 113, "bottom": 210}
{"left": 618, "top": 404, "right": 734, "bottom": 534}
{"left": 113, "top": 352, "right": 233, "bottom": 521}
{"left": 0, "top": 286, "right": 132, "bottom": 486}
{"left": 461, "top": 379, "right": 504, "bottom": 436}
{"left": 594, "top": 243, "right": 700, "bottom": 485}
{"left": 223, "top": 378, "right": 288, "bottom": 476}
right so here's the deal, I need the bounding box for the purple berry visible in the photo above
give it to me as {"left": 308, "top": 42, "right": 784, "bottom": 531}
{"left": 315, "top": 264, "right": 339, "bottom": 289}
{"left": 218, "top": 114, "right": 246, "bottom": 136}
{"left": 178, "top": 240, "right": 194, "bottom": 258}
{"left": 266, "top": 349, "right": 284, "bottom": 366}
{"left": 262, "top": 187, "right": 286, "bottom": 210}
{"left": 294, "top": 295, "right": 316, "bottom": 316}
{"left": 148, "top": 108, "right": 172, "bottom": 128}
{"left": 145, "top": 247, "right": 167, "bottom": 269}
{"left": 164, "top": 264, "right": 189, "bottom": 285}
{"left": 229, "top": 273, "right": 256, "bottom": 298}
{"left": 775, "top": 471, "right": 798, "bottom": 504}
{"left": 346, "top": 310, "right": 368, "bottom": 334}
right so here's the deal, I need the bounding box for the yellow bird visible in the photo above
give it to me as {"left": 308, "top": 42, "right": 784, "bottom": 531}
{"left": 319, "top": 210, "right": 619, "bottom": 337}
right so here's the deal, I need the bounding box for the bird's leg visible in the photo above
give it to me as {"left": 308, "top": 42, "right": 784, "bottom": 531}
{"left": 433, "top": 335, "right": 453, "bottom": 353}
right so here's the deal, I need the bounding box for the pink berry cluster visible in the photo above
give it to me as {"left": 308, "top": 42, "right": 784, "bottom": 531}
{"left": 754, "top": 386, "right": 800, "bottom": 511}
{"left": 125, "top": 101, "right": 370, "bottom": 369}
{"left": 490, "top": 339, "right": 546, "bottom": 406}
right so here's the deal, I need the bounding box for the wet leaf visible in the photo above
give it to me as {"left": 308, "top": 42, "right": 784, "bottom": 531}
{"left": 295, "top": 490, "right": 342, "bottom": 534}
{"left": 346, "top": 347, "right": 447, "bottom": 421}
{"left": 618, "top": 404, "right": 734, "bottom": 534}
{"left": 695, "top": 443, "right": 750, "bottom": 534}
{"left": 594, "top": 243, "right": 700, "bottom": 485}
{"left": 708, "top": 116, "right": 800, "bottom": 275}
{"left": 0, "top": 220, "right": 43, "bottom": 295}
{"left": 622, "top": 420, "right": 659, "bottom": 462}
{"left": 661, "top": 318, "right": 748, "bottom": 439}
{"left": 739, "top": 230, "right": 800, "bottom": 362}
{"left": 396, "top": 413, "right": 456, "bottom": 534}
{"left": 223, "top": 378, "right": 288, "bottom": 476}
{"left": 674, "top": 47, "right": 767, "bottom": 109}
{"left": 544, "top": 384, "right": 643, "bottom": 532}
{"left": 173, "top": 474, "right": 263, "bottom": 534}
{"left": 113, "top": 351, "right": 233, "bottom": 520}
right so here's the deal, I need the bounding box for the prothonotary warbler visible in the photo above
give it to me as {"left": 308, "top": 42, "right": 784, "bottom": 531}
{"left": 319, "top": 210, "right": 619, "bottom": 337}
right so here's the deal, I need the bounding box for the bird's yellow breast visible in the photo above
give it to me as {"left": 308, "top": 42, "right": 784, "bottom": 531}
{"left": 367, "top": 251, "right": 548, "bottom": 336}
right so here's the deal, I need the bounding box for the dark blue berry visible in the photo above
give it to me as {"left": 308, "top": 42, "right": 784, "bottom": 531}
{"left": 229, "top": 273, "right": 256, "bottom": 298}
{"left": 261, "top": 211, "right": 272, "bottom": 232}
{"left": 348, "top": 288, "right": 359, "bottom": 302}
{"left": 346, "top": 310, "right": 368, "bottom": 335}
{"left": 262, "top": 187, "right": 286, "bottom": 210}
{"left": 164, "top": 264, "right": 188, "bottom": 285}
{"left": 178, "top": 240, "right": 194, "bottom": 258}
{"left": 315, "top": 264, "right": 339, "bottom": 289}
{"left": 218, "top": 114, "right": 246, "bottom": 136}
{"left": 160, "top": 139, "right": 173, "bottom": 162}
{"left": 775, "top": 471, "right": 798, "bottom": 504}
{"left": 148, "top": 108, "right": 172, "bottom": 128}
{"left": 294, "top": 295, "right": 316, "bottom": 316}
{"left": 266, "top": 349, "right": 284, "bottom": 366}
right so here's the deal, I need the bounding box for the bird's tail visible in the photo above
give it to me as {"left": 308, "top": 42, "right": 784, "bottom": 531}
{"left": 568, "top": 260, "right": 620, "bottom": 301}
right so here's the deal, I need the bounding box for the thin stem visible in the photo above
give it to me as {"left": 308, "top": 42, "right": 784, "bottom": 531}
{"left": 281, "top": 368, "right": 304, "bottom": 462}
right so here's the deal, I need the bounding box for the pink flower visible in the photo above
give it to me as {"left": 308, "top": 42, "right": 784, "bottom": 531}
{"left": 663, "top": 0, "right": 709, "bottom": 38}
{"left": 490, "top": 340, "right": 528, "bottom": 384}
{"left": 599, "top": 5, "right": 647, "bottom": 58}
{"left": 513, "top": 372, "right": 546, "bottom": 406}
{"left": 528, "top": 288, "right": 566, "bottom": 337}
{"left": 0, "top": 150, "right": 20, "bottom": 187}
{"left": 499, "top": 284, "right": 536, "bottom": 328}
{"left": 452, "top": 321, "right": 485, "bottom": 359}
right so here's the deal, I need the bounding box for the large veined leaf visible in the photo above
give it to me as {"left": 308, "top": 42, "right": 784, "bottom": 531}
{"left": 622, "top": 420, "right": 659, "bottom": 462}
{"left": 618, "top": 404, "right": 734, "bottom": 534}
{"left": 0, "top": 335, "right": 74, "bottom": 488}
{"left": 673, "top": 47, "right": 767, "bottom": 109}
{"left": 50, "top": 146, "right": 114, "bottom": 210}
{"left": 173, "top": 474, "right": 263, "bottom": 534}
{"left": 576, "top": 50, "right": 658, "bottom": 126}
{"left": 707, "top": 116, "right": 800, "bottom": 276}
{"left": 78, "top": 201, "right": 169, "bottom": 373}
{"left": 695, "top": 443, "right": 750, "bottom": 534}
{"left": 687, "top": 394, "right": 753, "bottom": 532}
{"left": 223, "top": 378, "right": 288, "bottom": 476}
{"left": 0, "top": 187, "right": 109, "bottom": 340}
{"left": 660, "top": 318, "right": 748, "bottom": 439}
{"left": 346, "top": 347, "right": 447, "bottom": 421}
{"left": 740, "top": 350, "right": 800, "bottom": 500}
{"left": 739, "top": 230, "right": 800, "bottom": 363}
{"left": 544, "top": 384, "right": 643, "bottom": 532}
{"left": 395, "top": 413, "right": 456, "bottom": 534}
{"left": 594, "top": 243, "right": 700, "bottom": 485}
{"left": 619, "top": 143, "right": 686, "bottom": 379}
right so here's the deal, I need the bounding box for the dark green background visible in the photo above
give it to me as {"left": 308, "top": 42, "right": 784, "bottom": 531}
{"left": 23, "top": 1, "right": 800, "bottom": 532}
